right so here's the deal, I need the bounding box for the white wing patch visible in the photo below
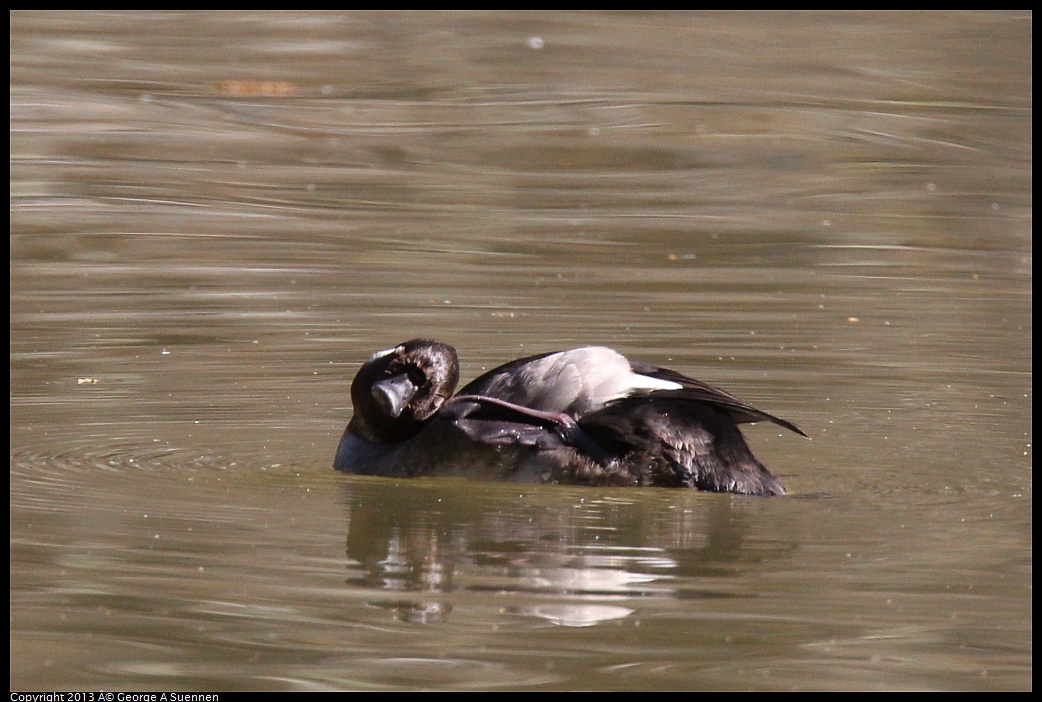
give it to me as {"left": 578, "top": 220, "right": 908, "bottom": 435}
{"left": 626, "top": 374, "right": 683, "bottom": 392}
{"left": 542, "top": 347, "right": 682, "bottom": 410}
{"left": 463, "top": 346, "right": 685, "bottom": 415}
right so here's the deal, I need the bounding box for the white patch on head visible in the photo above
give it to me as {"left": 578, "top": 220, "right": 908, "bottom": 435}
{"left": 369, "top": 345, "right": 402, "bottom": 362}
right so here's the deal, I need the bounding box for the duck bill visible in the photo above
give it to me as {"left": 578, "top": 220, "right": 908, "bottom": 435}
{"left": 371, "top": 373, "right": 419, "bottom": 418}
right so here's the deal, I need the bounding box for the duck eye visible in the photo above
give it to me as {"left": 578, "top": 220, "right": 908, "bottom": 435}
{"left": 405, "top": 366, "right": 427, "bottom": 386}
{"left": 386, "top": 359, "right": 428, "bottom": 388}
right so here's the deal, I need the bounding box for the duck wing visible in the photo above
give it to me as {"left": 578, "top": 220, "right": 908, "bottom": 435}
{"left": 460, "top": 347, "right": 683, "bottom": 416}
{"left": 628, "top": 361, "right": 808, "bottom": 438}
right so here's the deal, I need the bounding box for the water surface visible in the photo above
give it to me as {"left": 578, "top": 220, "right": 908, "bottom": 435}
{"left": 10, "top": 11, "right": 1031, "bottom": 691}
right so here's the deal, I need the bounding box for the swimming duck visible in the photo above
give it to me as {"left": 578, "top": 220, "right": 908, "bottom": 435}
{"left": 334, "top": 339, "right": 807, "bottom": 495}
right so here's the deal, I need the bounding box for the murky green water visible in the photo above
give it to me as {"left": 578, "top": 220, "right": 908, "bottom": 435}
{"left": 10, "top": 11, "right": 1031, "bottom": 691}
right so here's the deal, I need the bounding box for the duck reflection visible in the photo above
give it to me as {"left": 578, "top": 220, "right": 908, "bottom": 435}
{"left": 339, "top": 477, "right": 793, "bottom": 625}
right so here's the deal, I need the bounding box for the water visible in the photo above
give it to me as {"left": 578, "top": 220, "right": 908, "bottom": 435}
{"left": 10, "top": 11, "right": 1031, "bottom": 690}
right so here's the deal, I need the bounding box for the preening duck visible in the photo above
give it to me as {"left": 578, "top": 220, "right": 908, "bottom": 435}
{"left": 334, "top": 339, "right": 807, "bottom": 495}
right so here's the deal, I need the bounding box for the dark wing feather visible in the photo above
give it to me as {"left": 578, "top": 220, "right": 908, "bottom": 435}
{"left": 628, "top": 361, "right": 808, "bottom": 438}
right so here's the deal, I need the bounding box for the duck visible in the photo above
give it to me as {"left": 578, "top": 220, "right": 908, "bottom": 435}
{"left": 333, "top": 339, "right": 807, "bottom": 495}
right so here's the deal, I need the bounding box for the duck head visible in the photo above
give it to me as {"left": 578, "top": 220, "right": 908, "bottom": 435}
{"left": 347, "top": 339, "right": 460, "bottom": 443}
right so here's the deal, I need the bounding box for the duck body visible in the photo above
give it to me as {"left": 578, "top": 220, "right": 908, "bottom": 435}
{"left": 334, "top": 339, "right": 806, "bottom": 495}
